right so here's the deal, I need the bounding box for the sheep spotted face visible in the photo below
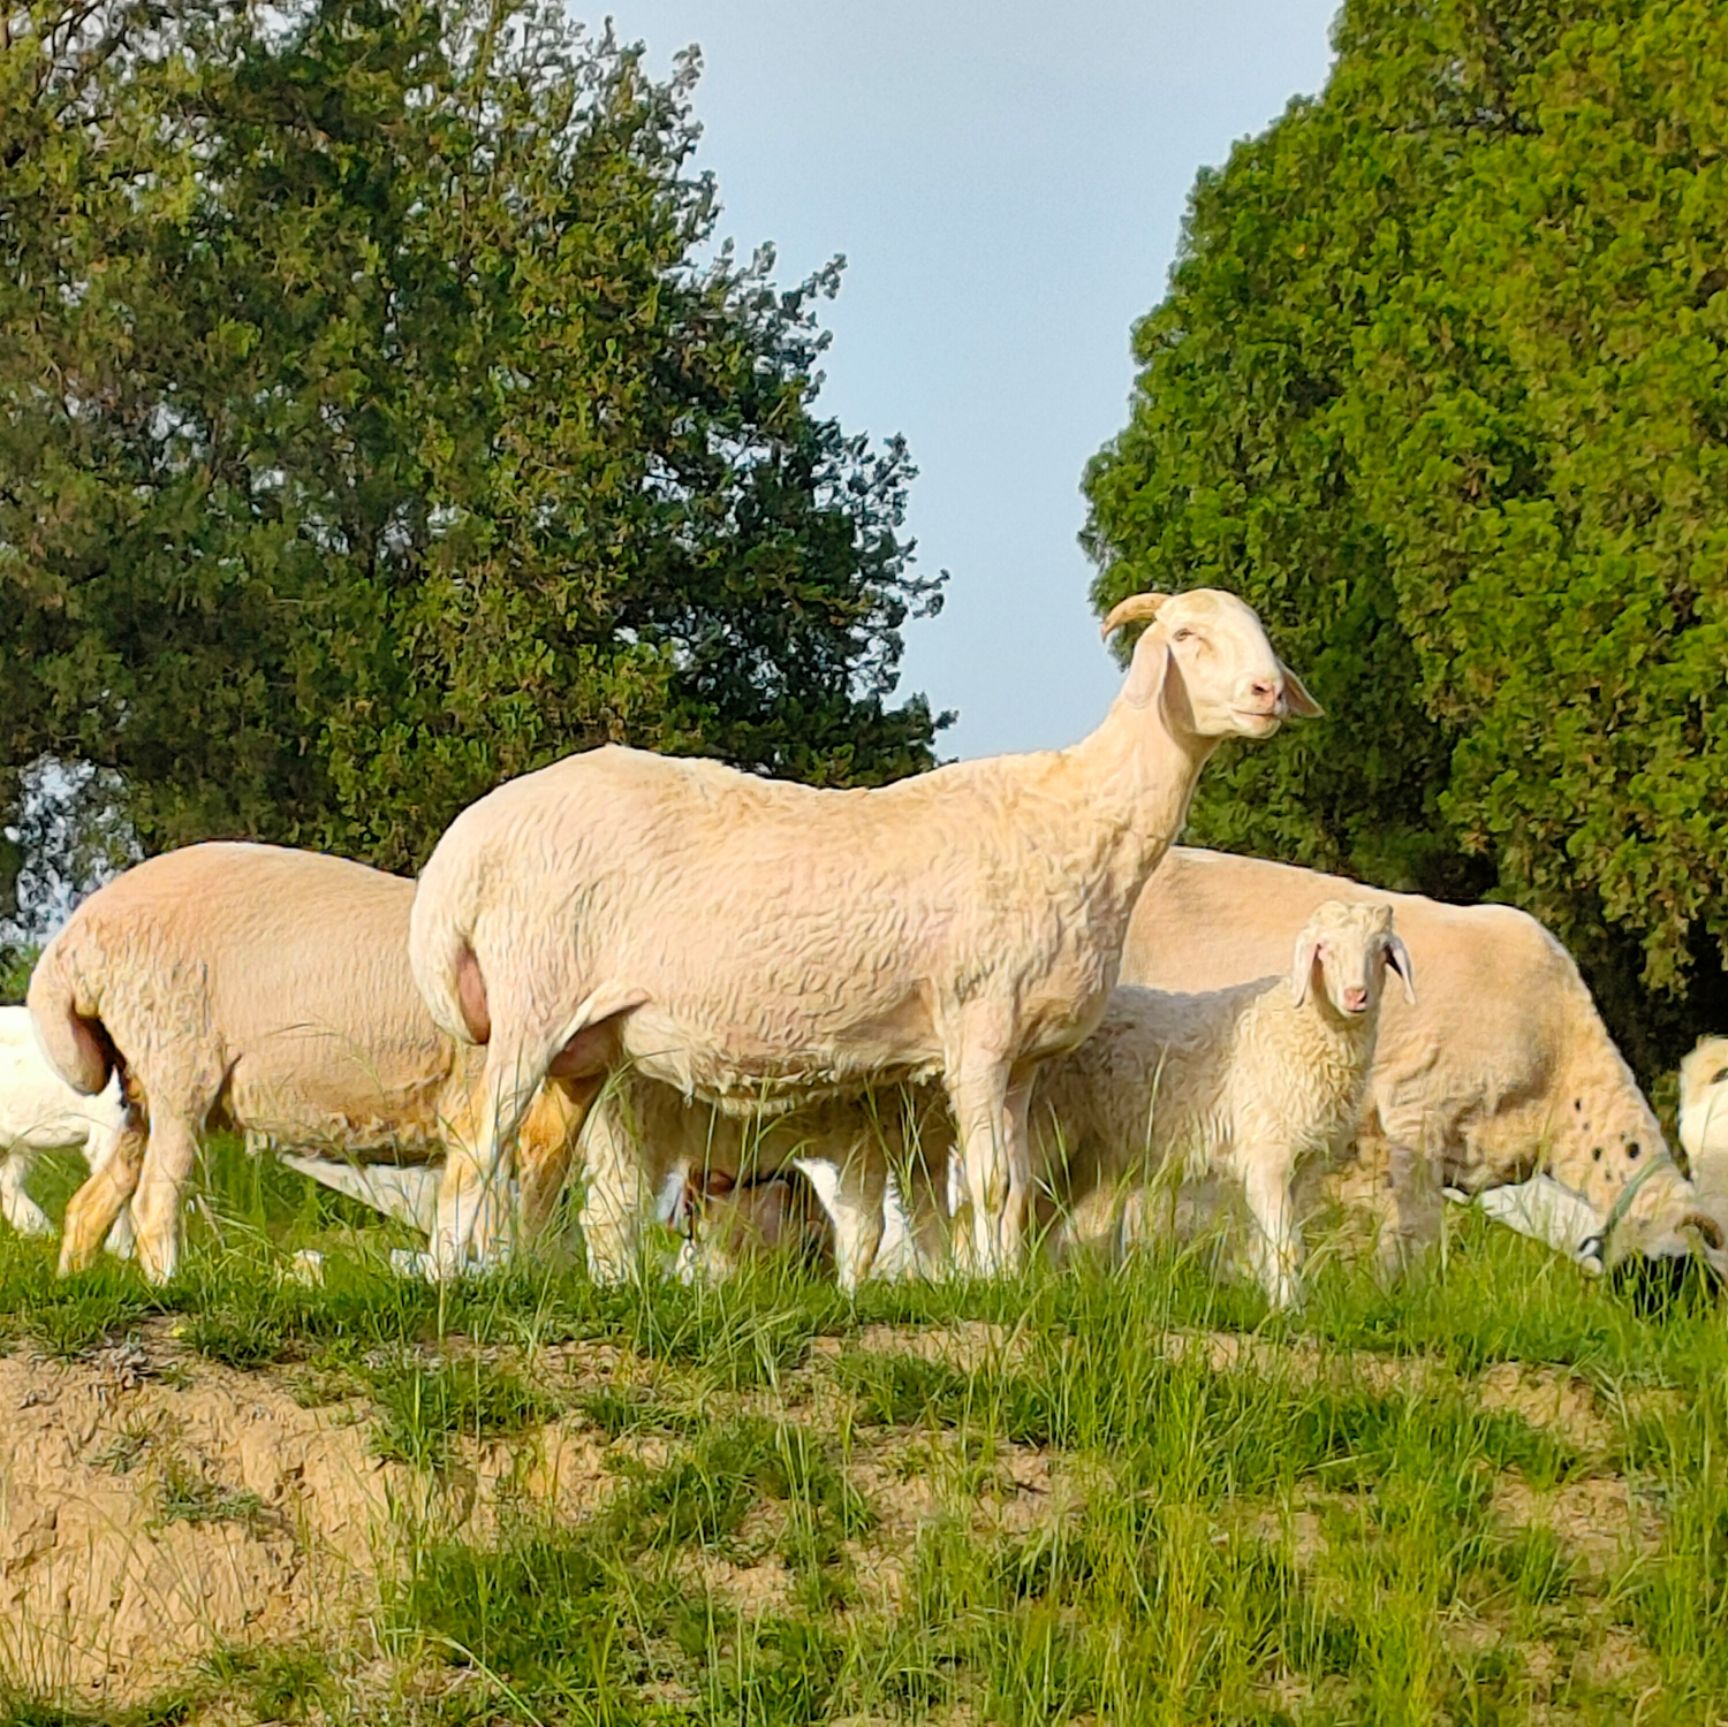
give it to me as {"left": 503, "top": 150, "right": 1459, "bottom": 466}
{"left": 1101, "top": 589, "right": 1322, "bottom": 741}
{"left": 1289, "top": 901, "right": 1416, "bottom": 1019}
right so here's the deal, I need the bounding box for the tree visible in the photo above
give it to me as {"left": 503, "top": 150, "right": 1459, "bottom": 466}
{"left": 0, "top": 0, "right": 944, "bottom": 896}
{"left": 1084, "top": 0, "right": 1728, "bottom": 1075}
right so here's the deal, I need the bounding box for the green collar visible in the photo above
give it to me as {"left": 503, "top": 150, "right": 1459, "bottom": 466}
{"left": 1577, "top": 1149, "right": 1679, "bottom": 1262}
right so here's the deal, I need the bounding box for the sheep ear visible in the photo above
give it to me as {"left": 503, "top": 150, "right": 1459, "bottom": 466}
{"left": 1102, "top": 593, "right": 1172, "bottom": 712}
{"left": 1279, "top": 660, "right": 1324, "bottom": 719}
{"left": 1122, "top": 633, "right": 1170, "bottom": 711}
{"left": 1290, "top": 931, "right": 1320, "bottom": 1006}
{"left": 1384, "top": 933, "right": 1417, "bottom": 1005}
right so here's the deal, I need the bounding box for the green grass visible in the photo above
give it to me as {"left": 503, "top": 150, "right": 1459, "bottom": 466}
{"left": 2, "top": 1137, "right": 1727, "bottom": 1723}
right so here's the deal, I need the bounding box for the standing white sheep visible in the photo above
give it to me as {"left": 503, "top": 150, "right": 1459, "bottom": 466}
{"left": 30, "top": 843, "right": 583, "bottom": 1283}
{"left": 1121, "top": 847, "right": 1728, "bottom": 1275}
{"left": 0, "top": 1005, "right": 133, "bottom": 1254}
{"left": 1039, "top": 900, "right": 1413, "bottom": 1307}
{"left": 408, "top": 588, "right": 1319, "bottom": 1280}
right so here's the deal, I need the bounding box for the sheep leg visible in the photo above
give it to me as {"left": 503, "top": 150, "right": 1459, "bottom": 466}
{"left": 0, "top": 1149, "right": 53, "bottom": 1238}
{"left": 576, "top": 1086, "right": 656, "bottom": 1283}
{"left": 516, "top": 1079, "right": 595, "bottom": 1245}
{"left": 895, "top": 1148, "right": 955, "bottom": 1279}
{"left": 431, "top": 1038, "right": 546, "bottom": 1277}
{"left": 946, "top": 1059, "right": 1033, "bottom": 1277}
{"left": 1237, "top": 1150, "right": 1300, "bottom": 1310}
{"left": 85, "top": 1122, "right": 137, "bottom": 1260}
{"left": 128, "top": 1113, "right": 203, "bottom": 1285}
{"left": 59, "top": 1112, "right": 148, "bottom": 1274}
{"left": 825, "top": 1142, "right": 888, "bottom": 1294}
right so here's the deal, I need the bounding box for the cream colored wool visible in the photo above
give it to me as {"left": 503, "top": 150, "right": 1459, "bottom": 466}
{"left": 409, "top": 588, "right": 1318, "bottom": 1280}
{"left": 1035, "top": 900, "right": 1411, "bottom": 1307}
{"left": 1679, "top": 1035, "right": 1728, "bottom": 1199}
{"left": 1121, "top": 847, "right": 1728, "bottom": 1273}
{"left": 29, "top": 842, "right": 581, "bottom": 1283}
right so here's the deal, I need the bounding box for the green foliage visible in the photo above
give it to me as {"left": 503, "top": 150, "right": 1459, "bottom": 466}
{"left": 0, "top": 944, "right": 33, "bottom": 1004}
{"left": 1085, "top": 0, "right": 1728, "bottom": 1073}
{"left": 0, "top": 0, "right": 943, "bottom": 885}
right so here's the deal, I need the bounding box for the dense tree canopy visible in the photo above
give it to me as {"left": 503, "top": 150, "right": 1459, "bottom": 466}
{"left": 1085, "top": 0, "right": 1728, "bottom": 1072}
{"left": 0, "top": 0, "right": 943, "bottom": 920}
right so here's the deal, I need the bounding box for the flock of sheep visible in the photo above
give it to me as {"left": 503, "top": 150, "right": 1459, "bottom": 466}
{"left": 5, "top": 586, "right": 1728, "bottom": 1306}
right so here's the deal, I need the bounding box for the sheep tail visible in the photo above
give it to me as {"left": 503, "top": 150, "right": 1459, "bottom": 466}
{"left": 408, "top": 869, "right": 491, "bottom": 1045}
{"left": 25, "top": 930, "right": 114, "bottom": 1095}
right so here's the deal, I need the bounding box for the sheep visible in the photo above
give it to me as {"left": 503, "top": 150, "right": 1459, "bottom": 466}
{"left": 1679, "top": 1035, "right": 1728, "bottom": 1199}
{"left": 407, "top": 588, "right": 1319, "bottom": 1280}
{"left": 29, "top": 842, "right": 583, "bottom": 1284}
{"left": 0, "top": 1005, "right": 133, "bottom": 1254}
{"left": 634, "top": 900, "right": 1405, "bottom": 1305}
{"left": 1461, "top": 1179, "right": 1604, "bottom": 1271}
{"left": 1034, "top": 900, "right": 1413, "bottom": 1307}
{"left": 667, "top": 1164, "right": 836, "bottom": 1283}
{"left": 1118, "top": 847, "right": 1728, "bottom": 1276}
{"left": 573, "top": 1067, "right": 950, "bottom": 1290}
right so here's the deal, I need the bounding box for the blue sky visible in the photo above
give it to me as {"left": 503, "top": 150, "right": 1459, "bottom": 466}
{"left": 602, "top": 1, "right": 1341, "bottom": 759}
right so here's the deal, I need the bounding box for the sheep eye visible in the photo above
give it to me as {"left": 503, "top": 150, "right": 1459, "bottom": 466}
{"left": 1172, "top": 627, "right": 1193, "bottom": 643}
{"left": 1712, "top": 1067, "right": 1728, "bottom": 1087}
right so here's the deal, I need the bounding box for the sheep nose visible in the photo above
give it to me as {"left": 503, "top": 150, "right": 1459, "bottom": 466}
{"left": 1343, "top": 986, "right": 1368, "bottom": 1012}
{"left": 1244, "top": 677, "right": 1281, "bottom": 716}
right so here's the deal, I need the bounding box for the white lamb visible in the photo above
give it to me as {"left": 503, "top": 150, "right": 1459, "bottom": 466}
{"left": 29, "top": 843, "right": 583, "bottom": 1283}
{"left": 1121, "top": 848, "right": 1728, "bottom": 1275}
{"left": 1037, "top": 900, "right": 1412, "bottom": 1307}
{"left": 0, "top": 1005, "right": 132, "bottom": 1254}
{"left": 408, "top": 588, "right": 1320, "bottom": 1280}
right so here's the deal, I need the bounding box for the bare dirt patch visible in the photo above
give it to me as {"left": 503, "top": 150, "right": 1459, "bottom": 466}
{"left": 0, "top": 1326, "right": 674, "bottom": 1707}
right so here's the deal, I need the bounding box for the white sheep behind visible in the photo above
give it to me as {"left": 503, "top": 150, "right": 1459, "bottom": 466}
{"left": 1680, "top": 1035, "right": 1728, "bottom": 1198}
{"left": 409, "top": 588, "right": 1319, "bottom": 1282}
{"left": 0, "top": 1005, "right": 133, "bottom": 1253}
{"left": 29, "top": 843, "right": 583, "bottom": 1284}
{"left": 1040, "top": 900, "right": 1413, "bottom": 1307}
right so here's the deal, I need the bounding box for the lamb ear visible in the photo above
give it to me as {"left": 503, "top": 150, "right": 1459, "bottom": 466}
{"left": 1279, "top": 660, "right": 1324, "bottom": 719}
{"left": 1383, "top": 932, "right": 1417, "bottom": 1005}
{"left": 1290, "top": 930, "right": 1321, "bottom": 1006}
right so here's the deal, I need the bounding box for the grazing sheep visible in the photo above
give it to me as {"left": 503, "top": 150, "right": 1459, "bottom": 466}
{"left": 574, "top": 1069, "right": 949, "bottom": 1290}
{"left": 0, "top": 1006, "right": 133, "bottom": 1254}
{"left": 1120, "top": 848, "right": 1728, "bottom": 1275}
{"left": 1680, "top": 1035, "right": 1728, "bottom": 1198}
{"left": 408, "top": 588, "right": 1319, "bottom": 1279}
{"left": 1462, "top": 1179, "right": 1603, "bottom": 1271}
{"left": 29, "top": 843, "right": 582, "bottom": 1283}
{"left": 667, "top": 1163, "right": 836, "bottom": 1283}
{"left": 1038, "top": 900, "right": 1412, "bottom": 1307}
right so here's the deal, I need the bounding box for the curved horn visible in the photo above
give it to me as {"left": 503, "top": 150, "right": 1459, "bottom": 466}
{"left": 1100, "top": 592, "right": 1171, "bottom": 642}
{"left": 1680, "top": 1209, "right": 1727, "bottom": 1252}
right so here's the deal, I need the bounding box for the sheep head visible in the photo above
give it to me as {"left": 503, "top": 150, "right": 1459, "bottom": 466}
{"left": 1288, "top": 900, "right": 1416, "bottom": 1018}
{"left": 1101, "top": 588, "right": 1321, "bottom": 742}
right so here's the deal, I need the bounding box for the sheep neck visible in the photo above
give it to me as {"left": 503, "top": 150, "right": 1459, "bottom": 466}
{"left": 1052, "top": 690, "right": 1220, "bottom": 903}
